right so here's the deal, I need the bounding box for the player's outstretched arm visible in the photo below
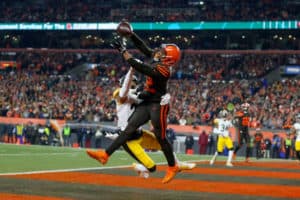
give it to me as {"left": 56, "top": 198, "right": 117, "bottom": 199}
{"left": 123, "top": 51, "right": 165, "bottom": 78}
{"left": 130, "top": 33, "right": 154, "bottom": 58}
{"left": 119, "top": 67, "right": 134, "bottom": 99}
{"left": 116, "top": 20, "right": 153, "bottom": 58}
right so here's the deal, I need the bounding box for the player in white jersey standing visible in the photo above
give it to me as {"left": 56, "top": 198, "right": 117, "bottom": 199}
{"left": 87, "top": 67, "right": 195, "bottom": 178}
{"left": 291, "top": 114, "right": 300, "bottom": 164}
{"left": 210, "top": 109, "right": 234, "bottom": 167}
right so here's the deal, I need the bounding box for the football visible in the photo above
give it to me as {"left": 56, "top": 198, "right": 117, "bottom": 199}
{"left": 116, "top": 21, "right": 133, "bottom": 37}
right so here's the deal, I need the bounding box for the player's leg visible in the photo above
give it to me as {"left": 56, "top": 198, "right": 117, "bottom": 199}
{"left": 86, "top": 104, "right": 149, "bottom": 164}
{"left": 225, "top": 137, "right": 234, "bottom": 167}
{"left": 122, "top": 142, "right": 151, "bottom": 178}
{"left": 210, "top": 136, "right": 223, "bottom": 165}
{"left": 295, "top": 140, "right": 300, "bottom": 164}
{"left": 174, "top": 152, "right": 196, "bottom": 170}
{"left": 150, "top": 103, "right": 178, "bottom": 183}
{"left": 123, "top": 137, "right": 155, "bottom": 178}
{"left": 125, "top": 137, "right": 156, "bottom": 171}
{"left": 140, "top": 129, "right": 196, "bottom": 170}
{"left": 244, "top": 129, "right": 251, "bottom": 162}
{"left": 233, "top": 129, "right": 242, "bottom": 159}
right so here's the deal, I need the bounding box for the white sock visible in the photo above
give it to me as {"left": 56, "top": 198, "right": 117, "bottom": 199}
{"left": 227, "top": 150, "right": 233, "bottom": 163}
{"left": 212, "top": 151, "right": 218, "bottom": 161}
{"left": 135, "top": 163, "right": 148, "bottom": 172}
{"left": 173, "top": 152, "right": 179, "bottom": 164}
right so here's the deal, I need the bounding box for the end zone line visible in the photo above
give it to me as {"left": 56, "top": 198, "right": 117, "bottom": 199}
{"left": 0, "top": 160, "right": 206, "bottom": 176}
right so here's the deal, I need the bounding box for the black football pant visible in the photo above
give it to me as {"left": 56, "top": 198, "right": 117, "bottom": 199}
{"left": 106, "top": 101, "right": 176, "bottom": 166}
{"left": 234, "top": 127, "right": 251, "bottom": 158}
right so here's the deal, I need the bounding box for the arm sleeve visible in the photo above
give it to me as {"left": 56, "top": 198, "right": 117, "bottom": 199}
{"left": 119, "top": 68, "right": 133, "bottom": 98}
{"left": 130, "top": 33, "right": 154, "bottom": 58}
{"left": 127, "top": 58, "right": 163, "bottom": 78}
{"left": 127, "top": 92, "right": 143, "bottom": 104}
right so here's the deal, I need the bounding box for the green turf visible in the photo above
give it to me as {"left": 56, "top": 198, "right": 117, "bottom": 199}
{"left": 0, "top": 144, "right": 206, "bottom": 174}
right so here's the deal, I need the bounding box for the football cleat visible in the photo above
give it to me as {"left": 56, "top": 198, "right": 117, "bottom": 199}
{"left": 86, "top": 149, "right": 109, "bottom": 165}
{"left": 162, "top": 165, "right": 179, "bottom": 184}
{"left": 178, "top": 162, "right": 196, "bottom": 170}
{"left": 132, "top": 163, "right": 149, "bottom": 179}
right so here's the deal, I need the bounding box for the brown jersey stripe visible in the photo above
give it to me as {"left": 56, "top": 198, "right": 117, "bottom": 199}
{"left": 159, "top": 67, "right": 170, "bottom": 77}
{"left": 157, "top": 66, "right": 170, "bottom": 77}
{"left": 160, "top": 105, "right": 169, "bottom": 139}
{"left": 160, "top": 105, "right": 165, "bottom": 139}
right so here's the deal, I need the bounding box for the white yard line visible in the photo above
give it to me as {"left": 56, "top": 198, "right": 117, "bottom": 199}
{"left": 0, "top": 160, "right": 206, "bottom": 176}
{"left": 0, "top": 165, "right": 131, "bottom": 176}
{"left": 0, "top": 152, "right": 81, "bottom": 156}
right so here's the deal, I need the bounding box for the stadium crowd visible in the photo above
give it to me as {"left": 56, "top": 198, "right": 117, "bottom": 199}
{"left": 0, "top": 0, "right": 299, "bottom": 161}
{"left": 0, "top": 51, "right": 299, "bottom": 131}
{"left": 0, "top": 0, "right": 299, "bottom": 22}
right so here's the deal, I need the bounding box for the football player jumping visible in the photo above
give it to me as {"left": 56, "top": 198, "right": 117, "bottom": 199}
{"left": 88, "top": 66, "right": 195, "bottom": 179}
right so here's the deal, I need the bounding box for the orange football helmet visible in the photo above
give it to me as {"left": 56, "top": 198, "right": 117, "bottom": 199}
{"left": 161, "top": 44, "right": 181, "bottom": 66}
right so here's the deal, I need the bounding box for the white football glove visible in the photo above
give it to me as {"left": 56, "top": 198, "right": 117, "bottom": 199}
{"left": 160, "top": 93, "right": 171, "bottom": 105}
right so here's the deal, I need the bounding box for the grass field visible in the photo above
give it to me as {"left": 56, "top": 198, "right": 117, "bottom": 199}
{"left": 0, "top": 143, "right": 201, "bottom": 174}
{"left": 0, "top": 143, "right": 299, "bottom": 200}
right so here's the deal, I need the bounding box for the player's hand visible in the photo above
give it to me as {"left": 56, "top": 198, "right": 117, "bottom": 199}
{"left": 116, "top": 20, "right": 133, "bottom": 37}
{"left": 110, "top": 35, "right": 126, "bottom": 54}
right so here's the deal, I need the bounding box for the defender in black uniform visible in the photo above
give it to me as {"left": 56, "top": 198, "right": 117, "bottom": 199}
{"left": 233, "top": 103, "right": 251, "bottom": 162}
{"left": 87, "top": 21, "right": 181, "bottom": 184}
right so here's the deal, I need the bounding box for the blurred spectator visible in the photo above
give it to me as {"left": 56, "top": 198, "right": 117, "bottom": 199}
{"left": 254, "top": 128, "right": 263, "bottom": 159}
{"left": 24, "top": 122, "right": 36, "bottom": 144}
{"left": 0, "top": 0, "right": 299, "bottom": 22}
{"left": 7, "top": 124, "right": 16, "bottom": 143}
{"left": 264, "top": 137, "right": 272, "bottom": 158}
{"left": 94, "top": 126, "right": 103, "bottom": 148}
{"left": 272, "top": 134, "right": 281, "bottom": 158}
{"left": 63, "top": 125, "right": 71, "bottom": 147}
{"left": 284, "top": 134, "right": 292, "bottom": 159}
{"left": 0, "top": 51, "right": 298, "bottom": 147}
{"left": 166, "top": 128, "right": 176, "bottom": 146}
{"left": 185, "top": 135, "right": 194, "bottom": 154}
{"left": 198, "top": 131, "right": 208, "bottom": 154}
{"left": 15, "top": 124, "right": 24, "bottom": 144}
{"left": 206, "top": 132, "right": 216, "bottom": 155}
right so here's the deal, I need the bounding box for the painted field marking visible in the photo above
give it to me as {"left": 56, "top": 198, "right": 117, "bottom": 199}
{"left": 0, "top": 160, "right": 206, "bottom": 176}
{"left": 0, "top": 152, "right": 81, "bottom": 156}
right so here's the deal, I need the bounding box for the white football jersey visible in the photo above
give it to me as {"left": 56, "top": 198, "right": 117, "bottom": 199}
{"left": 215, "top": 118, "right": 233, "bottom": 137}
{"left": 293, "top": 122, "right": 300, "bottom": 141}
{"left": 114, "top": 89, "right": 137, "bottom": 131}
